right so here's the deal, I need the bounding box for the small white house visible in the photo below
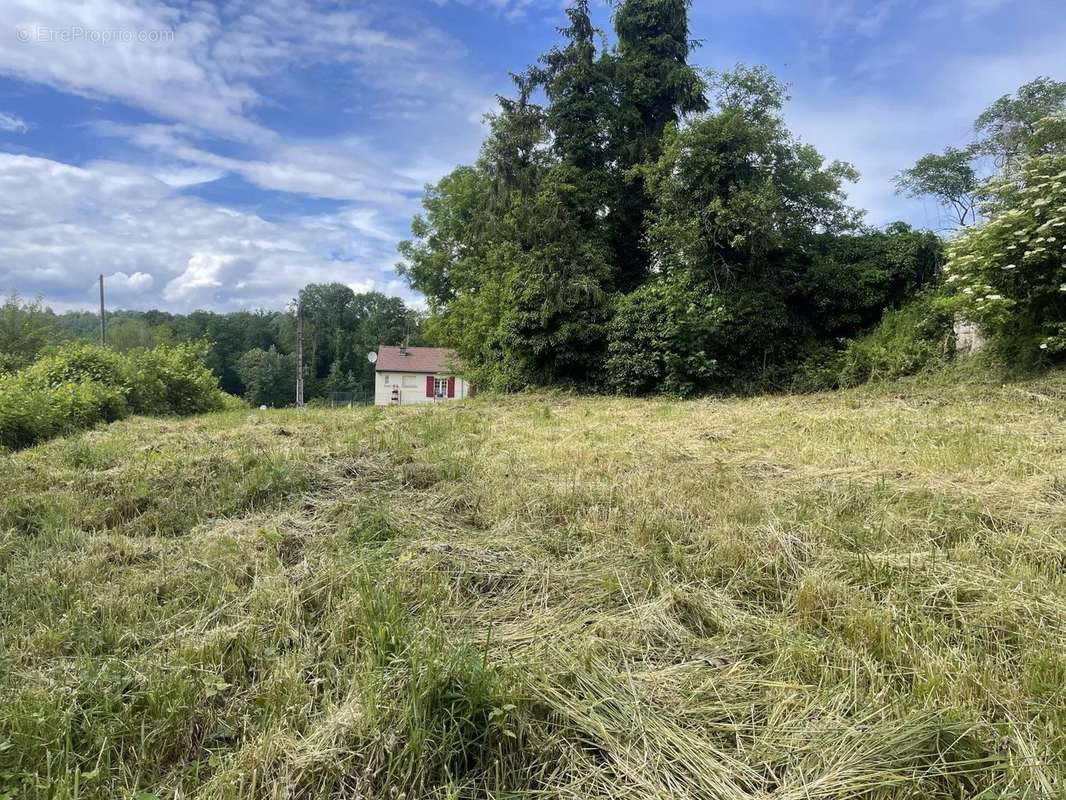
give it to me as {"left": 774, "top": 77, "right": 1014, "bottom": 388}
{"left": 373, "top": 345, "right": 471, "bottom": 406}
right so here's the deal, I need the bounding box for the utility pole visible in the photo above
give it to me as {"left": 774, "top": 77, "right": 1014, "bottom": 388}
{"left": 98, "top": 274, "right": 106, "bottom": 346}
{"left": 295, "top": 301, "right": 305, "bottom": 407}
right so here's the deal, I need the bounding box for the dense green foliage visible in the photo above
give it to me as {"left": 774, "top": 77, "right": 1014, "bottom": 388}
{"left": 833, "top": 293, "right": 955, "bottom": 387}
{"left": 0, "top": 342, "right": 231, "bottom": 450}
{"left": 0, "top": 379, "right": 128, "bottom": 450}
{"left": 400, "top": 2, "right": 942, "bottom": 393}
{"left": 237, "top": 346, "right": 297, "bottom": 407}
{"left": 891, "top": 77, "right": 1066, "bottom": 369}
{"left": 942, "top": 151, "right": 1066, "bottom": 364}
{"left": 296, "top": 283, "right": 422, "bottom": 400}
{"left": 0, "top": 294, "right": 62, "bottom": 373}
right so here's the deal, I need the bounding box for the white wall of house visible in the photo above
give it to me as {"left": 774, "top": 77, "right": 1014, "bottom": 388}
{"left": 374, "top": 371, "right": 470, "bottom": 406}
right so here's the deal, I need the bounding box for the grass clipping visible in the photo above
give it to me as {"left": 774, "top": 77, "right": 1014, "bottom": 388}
{"left": 0, "top": 372, "right": 1065, "bottom": 798}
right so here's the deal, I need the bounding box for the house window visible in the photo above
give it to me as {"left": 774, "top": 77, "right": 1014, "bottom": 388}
{"left": 434, "top": 377, "right": 448, "bottom": 398}
{"left": 382, "top": 374, "right": 390, "bottom": 384}
{"left": 402, "top": 375, "right": 418, "bottom": 388}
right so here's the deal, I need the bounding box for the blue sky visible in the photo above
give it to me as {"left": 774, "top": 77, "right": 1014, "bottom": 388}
{"left": 0, "top": 0, "right": 1063, "bottom": 312}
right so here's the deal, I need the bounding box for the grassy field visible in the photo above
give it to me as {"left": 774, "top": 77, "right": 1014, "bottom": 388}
{"left": 1, "top": 370, "right": 1065, "bottom": 799}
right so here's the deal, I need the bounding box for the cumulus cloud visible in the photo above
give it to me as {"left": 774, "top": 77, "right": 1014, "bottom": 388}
{"left": 0, "top": 152, "right": 417, "bottom": 311}
{"left": 0, "top": 0, "right": 510, "bottom": 310}
{"left": 101, "top": 271, "right": 155, "bottom": 294}
{"left": 164, "top": 253, "right": 253, "bottom": 305}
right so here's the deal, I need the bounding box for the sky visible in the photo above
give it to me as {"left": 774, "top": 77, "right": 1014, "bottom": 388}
{"left": 0, "top": 0, "right": 1064, "bottom": 313}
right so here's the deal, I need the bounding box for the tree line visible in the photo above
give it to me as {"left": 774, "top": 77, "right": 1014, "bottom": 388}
{"left": 0, "top": 285, "right": 424, "bottom": 406}
{"left": 399, "top": 0, "right": 1066, "bottom": 392}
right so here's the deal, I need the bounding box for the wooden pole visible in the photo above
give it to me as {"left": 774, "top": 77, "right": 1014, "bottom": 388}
{"left": 296, "top": 302, "right": 304, "bottom": 407}
{"left": 99, "top": 274, "right": 106, "bottom": 346}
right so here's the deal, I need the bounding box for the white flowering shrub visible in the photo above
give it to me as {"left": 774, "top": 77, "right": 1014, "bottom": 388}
{"left": 943, "top": 153, "right": 1066, "bottom": 359}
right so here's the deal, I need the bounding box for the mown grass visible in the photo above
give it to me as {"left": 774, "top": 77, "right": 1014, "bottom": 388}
{"left": 1, "top": 370, "right": 1064, "bottom": 798}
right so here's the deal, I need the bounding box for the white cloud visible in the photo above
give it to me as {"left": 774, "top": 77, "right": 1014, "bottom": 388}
{"left": 103, "top": 271, "right": 154, "bottom": 293}
{"left": 0, "top": 0, "right": 489, "bottom": 145}
{"left": 0, "top": 112, "right": 28, "bottom": 133}
{"left": 0, "top": 0, "right": 514, "bottom": 312}
{"left": 164, "top": 253, "right": 251, "bottom": 304}
{"left": 93, "top": 271, "right": 155, "bottom": 306}
{"left": 429, "top": 0, "right": 557, "bottom": 20}
{"left": 94, "top": 122, "right": 424, "bottom": 207}
{"left": 0, "top": 0, "right": 496, "bottom": 227}
{"left": 150, "top": 165, "right": 226, "bottom": 188}
{"left": 2, "top": 0, "right": 266, "bottom": 142}
{"left": 0, "top": 152, "right": 418, "bottom": 311}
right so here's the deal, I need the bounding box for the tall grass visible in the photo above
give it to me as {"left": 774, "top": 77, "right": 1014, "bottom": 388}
{"left": 0, "top": 370, "right": 1064, "bottom": 797}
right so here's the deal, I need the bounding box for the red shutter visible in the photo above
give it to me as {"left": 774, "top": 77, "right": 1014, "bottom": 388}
{"left": 426, "top": 376, "right": 434, "bottom": 397}
{"left": 447, "top": 377, "right": 456, "bottom": 398}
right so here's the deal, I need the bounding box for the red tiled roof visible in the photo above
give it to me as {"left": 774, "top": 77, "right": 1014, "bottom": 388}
{"left": 375, "top": 345, "right": 459, "bottom": 374}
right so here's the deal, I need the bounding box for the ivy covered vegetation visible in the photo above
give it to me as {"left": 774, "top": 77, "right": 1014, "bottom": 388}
{"left": 401, "top": 1, "right": 1066, "bottom": 394}
{"left": 399, "top": 0, "right": 944, "bottom": 393}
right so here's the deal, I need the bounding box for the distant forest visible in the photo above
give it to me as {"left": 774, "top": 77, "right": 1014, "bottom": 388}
{"left": 1, "top": 284, "right": 424, "bottom": 406}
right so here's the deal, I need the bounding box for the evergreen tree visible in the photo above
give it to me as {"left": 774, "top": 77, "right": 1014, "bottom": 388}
{"left": 606, "top": 0, "right": 707, "bottom": 289}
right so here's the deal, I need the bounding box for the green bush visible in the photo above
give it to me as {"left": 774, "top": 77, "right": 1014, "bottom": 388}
{"left": 604, "top": 275, "right": 722, "bottom": 396}
{"left": 0, "top": 343, "right": 227, "bottom": 451}
{"left": 605, "top": 274, "right": 817, "bottom": 395}
{"left": 123, "top": 343, "right": 226, "bottom": 415}
{"left": 22, "top": 343, "right": 126, "bottom": 390}
{"left": 835, "top": 294, "right": 954, "bottom": 387}
{"left": 0, "top": 376, "right": 127, "bottom": 450}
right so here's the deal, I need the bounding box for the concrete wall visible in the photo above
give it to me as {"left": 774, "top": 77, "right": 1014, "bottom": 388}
{"left": 954, "top": 317, "right": 986, "bottom": 355}
{"left": 374, "top": 371, "right": 470, "bottom": 406}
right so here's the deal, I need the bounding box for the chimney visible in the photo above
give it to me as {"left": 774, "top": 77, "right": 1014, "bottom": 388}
{"left": 399, "top": 343, "right": 407, "bottom": 356}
